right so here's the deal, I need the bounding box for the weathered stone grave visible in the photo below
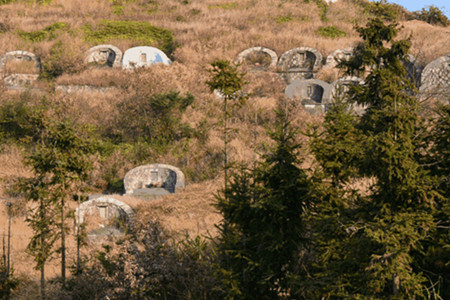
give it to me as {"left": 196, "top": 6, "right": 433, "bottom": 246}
{"left": 0, "top": 51, "right": 40, "bottom": 89}
{"left": 420, "top": 54, "right": 449, "bottom": 102}
{"left": 234, "top": 46, "right": 278, "bottom": 71}
{"left": 277, "top": 47, "right": 323, "bottom": 83}
{"left": 325, "top": 47, "right": 354, "bottom": 68}
{"left": 124, "top": 163, "right": 185, "bottom": 200}
{"left": 122, "top": 46, "right": 171, "bottom": 69}
{"left": 85, "top": 44, "right": 122, "bottom": 68}
{"left": 75, "top": 196, "right": 135, "bottom": 238}
{"left": 330, "top": 76, "right": 366, "bottom": 114}
{"left": 285, "top": 79, "right": 331, "bottom": 114}
{"left": 403, "top": 54, "right": 423, "bottom": 87}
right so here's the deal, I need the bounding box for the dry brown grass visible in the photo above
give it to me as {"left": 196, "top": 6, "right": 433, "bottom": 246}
{"left": 0, "top": 0, "right": 448, "bottom": 288}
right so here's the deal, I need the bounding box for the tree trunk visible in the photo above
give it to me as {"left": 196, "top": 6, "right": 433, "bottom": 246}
{"left": 40, "top": 264, "right": 45, "bottom": 300}
{"left": 61, "top": 195, "right": 66, "bottom": 286}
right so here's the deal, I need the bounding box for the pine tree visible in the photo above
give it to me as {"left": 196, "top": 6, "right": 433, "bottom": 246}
{"left": 217, "top": 110, "right": 312, "bottom": 299}
{"left": 22, "top": 117, "right": 92, "bottom": 298}
{"left": 206, "top": 60, "right": 246, "bottom": 192}
{"left": 311, "top": 17, "right": 442, "bottom": 298}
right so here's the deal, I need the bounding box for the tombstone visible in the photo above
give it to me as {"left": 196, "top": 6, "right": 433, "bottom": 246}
{"left": 75, "top": 196, "right": 135, "bottom": 238}
{"left": 285, "top": 79, "right": 331, "bottom": 114}
{"left": 123, "top": 164, "right": 185, "bottom": 200}
{"left": 277, "top": 47, "right": 323, "bottom": 83}
{"left": 0, "top": 51, "right": 41, "bottom": 74}
{"left": 325, "top": 47, "right": 354, "bottom": 68}
{"left": 402, "top": 54, "right": 423, "bottom": 87}
{"left": 330, "top": 76, "right": 366, "bottom": 114}
{"left": 85, "top": 44, "right": 122, "bottom": 68}
{"left": 122, "top": 46, "right": 171, "bottom": 69}
{"left": 420, "top": 54, "right": 449, "bottom": 101}
{"left": 234, "top": 47, "right": 278, "bottom": 71}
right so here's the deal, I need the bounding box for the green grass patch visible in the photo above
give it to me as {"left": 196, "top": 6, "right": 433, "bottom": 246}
{"left": 18, "top": 22, "right": 69, "bottom": 42}
{"left": 274, "top": 13, "right": 309, "bottom": 24}
{"left": 83, "top": 20, "right": 174, "bottom": 55}
{"left": 317, "top": 25, "right": 346, "bottom": 38}
{"left": 208, "top": 2, "right": 238, "bottom": 9}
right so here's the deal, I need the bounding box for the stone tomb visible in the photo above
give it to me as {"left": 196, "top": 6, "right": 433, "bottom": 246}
{"left": 75, "top": 196, "right": 135, "bottom": 237}
{"left": 234, "top": 46, "right": 278, "bottom": 71}
{"left": 330, "top": 76, "right": 366, "bottom": 114}
{"left": 285, "top": 79, "right": 331, "bottom": 114}
{"left": 85, "top": 44, "right": 122, "bottom": 68}
{"left": 420, "top": 54, "right": 450, "bottom": 101}
{"left": 0, "top": 50, "right": 41, "bottom": 73}
{"left": 325, "top": 47, "right": 354, "bottom": 68}
{"left": 277, "top": 47, "right": 323, "bottom": 83}
{"left": 0, "top": 51, "right": 40, "bottom": 89}
{"left": 124, "top": 164, "right": 185, "bottom": 199}
{"left": 403, "top": 54, "right": 423, "bottom": 87}
{"left": 122, "top": 46, "right": 171, "bottom": 69}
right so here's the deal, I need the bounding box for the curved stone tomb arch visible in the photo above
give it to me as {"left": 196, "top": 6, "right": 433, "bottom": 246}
{"left": 325, "top": 47, "right": 354, "bottom": 68}
{"left": 420, "top": 54, "right": 449, "bottom": 98}
{"left": 285, "top": 79, "right": 331, "bottom": 114}
{"left": 234, "top": 47, "right": 278, "bottom": 71}
{"left": 124, "top": 163, "right": 185, "bottom": 197}
{"left": 0, "top": 50, "right": 41, "bottom": 74}
{"left": 85, "top": 44, "right": 123, "bottom": 68}
{"left": 75, "top": 196, "right": 135, "bottom": 226}
{"left": 122, "top": 46, "right": 171, "bottom": 69}
{"left": 277, "top": 47, "right": 323, "bottom": 83}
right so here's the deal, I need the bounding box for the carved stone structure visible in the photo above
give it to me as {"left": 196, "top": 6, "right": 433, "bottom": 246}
{"left": 0, "top": 51, "right": 40, "bottom": 89}
{"left": 420, "top": 54, "right": 450, "bottom": 101}
{"left": 122, "top": 46, "right": 171, "bottom": 69}
{"left": 85, "top": 44, "right": 122, "bottom": 68}
{"left": 0, "top": 50, "right": 41, "bottom": 73}
{"left": 325, "top": 47, "right": 354, "bottom": 68}
{"left": 403, "top": 54, "right": 423, "bottom": 87}
{"left": 234, "top": 46, "right": 278, "bottom": 71}
{"left": 3, "top": 74, "right": 39, "bottom": 89}
{"left": 330, "top": 76, "right": 366, "bottom": 114}
{"left": 75, "top": 196, "right": 135, "bottom": 225}
{"left": 277, "top": 47, "right": 323, "bottom": 83}
{"left": 55, "top": 85, "right": 118, "bottom": 93}
{"left": 124, "top": 164, "right": 185, "bottom": 199}
{"left": 285, "top": 79, "right": 331, "bottom": 114}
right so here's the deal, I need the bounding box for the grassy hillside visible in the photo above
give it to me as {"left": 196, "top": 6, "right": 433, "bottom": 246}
{"left": 0, "top": 0, "right": 448, "bottom": 291}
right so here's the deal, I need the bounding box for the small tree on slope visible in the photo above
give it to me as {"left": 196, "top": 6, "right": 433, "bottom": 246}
{"left": 216, "top": 110, "right": 313, "bottom": 299}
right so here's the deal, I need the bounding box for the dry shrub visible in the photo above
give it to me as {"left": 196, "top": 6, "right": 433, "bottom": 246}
{"left": 316, "top": 66, "right": 341, "bottom": 83}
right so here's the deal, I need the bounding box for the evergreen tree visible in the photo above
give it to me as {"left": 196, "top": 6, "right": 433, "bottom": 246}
{"left": 22, "top": 117, "right": 92, "bottom": 298}
{"left": 311, "top": 17, "right": 443, "bottom": 298}
{"left": 217, "top": 110, "right": 312, "bottom": 299}
{"left": 206, "top": 60, "right": 246, "bottom": 192}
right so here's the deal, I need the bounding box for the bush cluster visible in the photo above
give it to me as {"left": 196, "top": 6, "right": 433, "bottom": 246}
{"left": 83, "top": 20, "right": 175, "bottom": 55}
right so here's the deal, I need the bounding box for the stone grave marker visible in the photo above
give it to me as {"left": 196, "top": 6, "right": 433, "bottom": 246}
{"left": 330, "top": 76, "right": 366, "bottom": 114}
{"left": 0, "top": 51, "right": 40, "bottom": 89}
{"left": 285, "top": 79, "right": 331, "bottom": 114}
{"left": 75, "top": 196, "right": 135, "bottom": 238}
{"left": 122, "top": 46, "right": 171, "bottom": 69}
{"left": 124, "top": 163, "right": 185, "bottom": 200}
{"left": 420, "top": 54, "right": 449, "bottom": 101}
{"left": 85, "top": 44, "right": 123, "bottom": 68}
{"left": 234, "top": 46, "right": 278, "bottom": 71}
{"left": 403, "top": 54, "right": 423, "bottom": 87}
{"left": 325, "top": 47, "right": 354, "bottom": 68}
{"left": 277, "top": 47, "right": 323, "bottom": 83}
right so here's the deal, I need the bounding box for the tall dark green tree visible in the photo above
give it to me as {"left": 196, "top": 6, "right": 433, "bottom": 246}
{"left": 310, "top": 17, "right": 443, "bottom": 298}
{"left": 217, "top": 110, "right": 312, "bottom": 299}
